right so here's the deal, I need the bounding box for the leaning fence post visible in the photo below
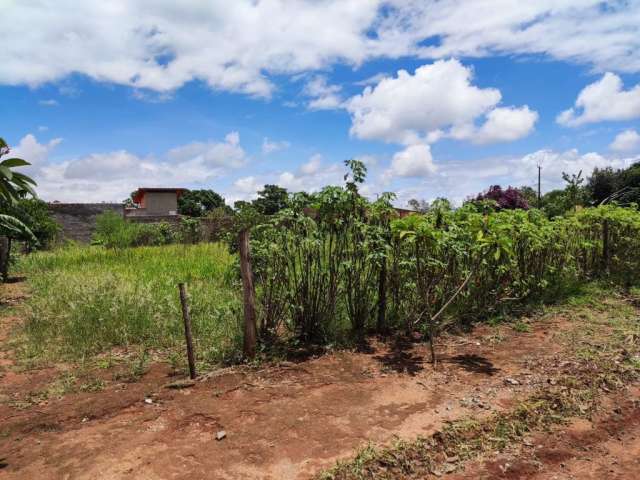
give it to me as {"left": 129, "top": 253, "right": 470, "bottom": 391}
{"left": 239, "top": 228, "right": 257, "bottom": 359}
{"left": 178, "top": 283, "right": 197, "bottom": 379}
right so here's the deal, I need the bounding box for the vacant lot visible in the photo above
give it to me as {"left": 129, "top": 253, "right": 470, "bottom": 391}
{"left": 1, "top": 280, "right": 638, "bottom": 479}
{"left": 16, "top": 243, "right": 241, "bottom": 365}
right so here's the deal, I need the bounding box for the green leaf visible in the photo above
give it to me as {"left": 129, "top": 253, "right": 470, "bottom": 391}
{"left": 1, "top": 158, "right": 31, "bottom": 168}
{"left": 0, "top": 166, "right": 12, "bottom": 180}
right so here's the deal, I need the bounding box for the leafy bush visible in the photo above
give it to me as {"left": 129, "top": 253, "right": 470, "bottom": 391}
{"left": 93, "top": 211, "right": 174, "bottom": 248}
{"left": 249, "top": 164, "right": 640, "bottom": 357}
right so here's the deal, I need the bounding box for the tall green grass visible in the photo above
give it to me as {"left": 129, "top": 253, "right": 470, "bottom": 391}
{"left": 18, "top": 243, "right": 242, "bottom": 364}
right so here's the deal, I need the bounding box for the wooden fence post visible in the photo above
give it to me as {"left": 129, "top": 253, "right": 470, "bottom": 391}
{"left": 239, "top": 229, "right": 257, "bottom": 359}
{"left": 178, "top": 283, "right": 197, "bottom": 379}
{"left": 602, "top": 219, "right": 610, "bottom": 274}
{"left": 0, "top": 236, "right": 9, "bottom": 283}
{"left": 377, "top": 260, "right": 386, "bottom": 332}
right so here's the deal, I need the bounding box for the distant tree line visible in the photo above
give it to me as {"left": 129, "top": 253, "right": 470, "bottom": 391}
{"left": 407, "top": 161, "right": 640, "bottom": 218}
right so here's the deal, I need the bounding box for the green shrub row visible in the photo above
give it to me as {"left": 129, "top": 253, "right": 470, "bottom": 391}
{"left": 250, "top": 188, "right": 640, "bottom": 349}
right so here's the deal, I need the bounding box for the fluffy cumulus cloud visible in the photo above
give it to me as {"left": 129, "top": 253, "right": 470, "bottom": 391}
{"left": 386, "top": 144, "right": 436, "bottom": 178}
{"left": 0, "top": 1, "right": 381, "bottom": 97}
{"left": 12, "top": 134, "right": 63, "bottom": 170}
{"left": 346, "top": 60, "right": 537, "bottom": 146}
{"left": 610, "top": 129, "right": 640, "bottom": 153}
{"left": 1, "top": 1, "right": 639, "bottom": 97}
{"left": 14, "top": 132, "right": 247, "bottom": 202}
{"left": 557, "top": 73, "right": 640, "bottom": 127}
{"left": 452, "top": 106, "right": 539, "bottom": 145}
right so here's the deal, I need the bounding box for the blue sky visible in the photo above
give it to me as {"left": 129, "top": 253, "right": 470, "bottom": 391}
{"left": 1, "top": 1, "right": 639, "bottom": 206}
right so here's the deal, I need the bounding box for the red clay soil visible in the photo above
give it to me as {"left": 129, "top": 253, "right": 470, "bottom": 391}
{"left": 0, "top": 281, "right": 637, "bottom": 480}
{"left": 449, "top": 386, "right": 640, "bottom": 480}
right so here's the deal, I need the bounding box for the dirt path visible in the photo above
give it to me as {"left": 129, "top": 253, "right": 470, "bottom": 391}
{"left": 0, "top": 281, "right": 637, "bottom": 479}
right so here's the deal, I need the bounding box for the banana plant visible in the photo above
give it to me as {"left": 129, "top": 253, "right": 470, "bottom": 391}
{"left": 0, "top": 137, "right": 38, "bottom": 281}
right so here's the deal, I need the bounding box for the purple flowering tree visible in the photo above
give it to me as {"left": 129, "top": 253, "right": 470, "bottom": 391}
{"left": 475, "top": 185, "right": 529, "bottom": 210}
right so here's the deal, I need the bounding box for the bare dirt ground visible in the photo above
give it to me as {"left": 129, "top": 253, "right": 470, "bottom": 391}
{"left": 449, "top": 386, "right": 640, "bottom": 480}
{"left": 1, "top": 281, "right": 638, "bottom": 479}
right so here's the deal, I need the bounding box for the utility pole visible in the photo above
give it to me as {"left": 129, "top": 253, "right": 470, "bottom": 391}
{"left": 537, "top": 164, "right": 542, "bottom": 208}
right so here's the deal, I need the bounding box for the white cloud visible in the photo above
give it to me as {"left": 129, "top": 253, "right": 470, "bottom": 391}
{"left": 0, "top": 1, "right": 381, "bottom": 97}
{"left": 1, "top": 1, "right": 639, "bottom": 98}
{"left": 386, "top": 143, "right": 436, "bottom": 179}
{"left": 261, "top": 137, "right": 290, "bottom": 154}
{"left": 233, "top": 176, "right": 263, "bottom": 198}
{"left": 167, "top": 132, "right": 246, "bottom": 168}
{"left": 299, "top": 154, "right": 323, "bottom": 175}
{"left": 304, "top": 75, "right": 344, "bottom": 110}
{"left": 557, "top": 73, "right": 640, "bottom": 126}
{"left": 13, "top": 132, "right": 247, "bottom": 202}
{"left": 453, "top": 106, "right": 539, "bottom": 145}
{"left": 610, "top": 129, "right": 640, "bottom": 153}
{"left": 353, "top": 72, "right": 388, "bottom": 86}
{"left": 382, "top": 1, "right": 640, "bottom": 74}
{"left": 12, "top": 134, "right": 62, "bottom": 170}
{"left": 346, "top": 59, "right": 535, "bottom": 145}
{"left": 38, "top": 99, "right": 58, "bottom": 107}
{"left": 37, "top": 126, "right": 48, "bottom": 132}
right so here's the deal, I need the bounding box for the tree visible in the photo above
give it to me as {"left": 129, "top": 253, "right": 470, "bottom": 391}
{"left": 562, "top": 170, "right": 585, "bottom": 211}
{"left": 408, "top": 198, "right": 430, "bottom": 213}
{"left": 0, "top": 137, "right": 38, "bottom": 281}
{"left": 541, "top": 189, "right": 571, "bottom": 218}
{"left": 178, "top": 189, "right": 226, "bottom": 217}
{"left": 617, "top": 162, "right": 640, "bottom": 206}
{"left": 585, "top": 163, "right": 640, "bottom": 207}
{"left": 516, "top": 186, "right": 538, "bottom": 207}
{"left": 430, "top": 197, "right": 452, "bottom": 214}
{"left": 252, "top": 184, "right": 289, "bottom": 215}
{"left": 587, "top": 167, "right": 618, "bottom": 205}
{"left": 474, "top": 185, "right": 529, "bottom": 210}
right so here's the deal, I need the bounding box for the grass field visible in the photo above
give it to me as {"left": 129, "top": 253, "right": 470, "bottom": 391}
{"left": 17, "top": 243, "right": 242, "bottom": 366}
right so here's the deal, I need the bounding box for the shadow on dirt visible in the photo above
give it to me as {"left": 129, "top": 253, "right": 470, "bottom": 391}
{"left": 373, "top": 337, "right": 425, "bottom": 376}
{"left": 446, "top": 354, "right": 499, "bottom": 375}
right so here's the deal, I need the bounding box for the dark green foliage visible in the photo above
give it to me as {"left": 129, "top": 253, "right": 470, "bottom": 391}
{"left": 541, "top": 189, "right": 571, "bottom": 218}
{"left": 587, "top": 162, "right": 640, "bottom": 206}
{"left": 178, "top": 189, "right": 226, "bottom": 217}
{"left": 252, "top": 184, "right": 289, "bottom": 215}
{"left": 7, "top": 198, "right": 60, "bottom": 249}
